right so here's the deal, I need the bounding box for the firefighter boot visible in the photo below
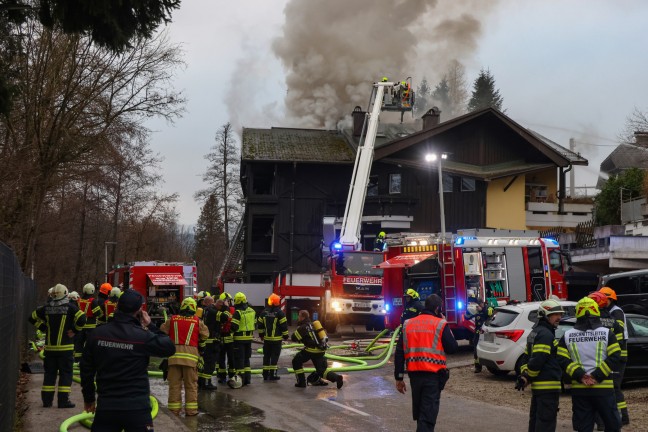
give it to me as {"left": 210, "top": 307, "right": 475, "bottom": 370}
{"left": 217, "top": 373, "right": 227, "bottom": 384}
{"left": 42, "top": 392, "right": 54, "bottom": 408}
{"left": 243, "top": 371, "right": 251, "bottom": 386}
{"left": 295, "top": 374, "right": 306, "bottom": 388}
{"left": 262, "top": 369, "right": 269, "bottom": 381}
{"left": 474, "top": 361, "right": 482, "bottom": 373}
{"left": 58, "top": 397, "right": 76, "bottom": 409}
{"left": 203, "top": 378, "right": 217, "bottom": 391}
{"left": 269, "top": 370, "right": 281, "bottom": 381}
{"left": 335, "top": 375, "right": 344, "bottom": 389}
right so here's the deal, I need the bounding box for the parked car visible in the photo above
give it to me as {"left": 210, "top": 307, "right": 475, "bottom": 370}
{"left": 556, "top": 313, "right": 648, "bottom": 385}
{"left": 599, "top": 270, "right": 648, "bottom": 315}
{"left": 477, "top": 300, "right": 577, "bottom": 376}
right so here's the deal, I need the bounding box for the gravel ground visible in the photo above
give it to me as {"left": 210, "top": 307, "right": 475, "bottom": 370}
{"left": 445, "top": 365, "right": 648, "bottom": 431}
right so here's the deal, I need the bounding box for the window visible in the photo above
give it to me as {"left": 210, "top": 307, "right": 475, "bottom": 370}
{"left": 549, "top": 250, "right": 563, "bottom": 273}
{"left": 389, "top": 173, "right": 401, "bottom": 194}
{"left": 607, "top": 276, "right": 640, "bottom": 295}
{"left": 486, "top": 309, "right": 518, "bottom": 327}
{"left": 367, "top": 175, "right": 378, "bottom": 197}
{"left": 461, "top": 177, "right": 476, "bottom": 192}
{"left": 252, "top": 165, "right": 275, "bottom": 195}
{"left": 250, "top": 216, "right": 275, "bottom": 253}
{"left": 442, "top": 173, "right": 453, "bottom": 193}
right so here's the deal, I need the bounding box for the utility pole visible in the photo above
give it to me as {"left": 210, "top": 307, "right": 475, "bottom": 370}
{"left": 569, "top": 138, "right": 575, "bottom": 197}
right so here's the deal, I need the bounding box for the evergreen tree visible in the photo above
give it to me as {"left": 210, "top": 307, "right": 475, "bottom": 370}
{"left": 467, "top": 68, "right": 504, "bottom": 112}
{"left": 194, "top": 194, "right": 226, "bottom": 290}
{"left": 431, "top": 76, "right": 450, "bottom": 113}
{"left": 594, "top": 168, "right": 645, "bottom": 225}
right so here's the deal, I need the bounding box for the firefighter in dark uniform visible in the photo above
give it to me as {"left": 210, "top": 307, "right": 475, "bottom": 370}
{"left": 29, "top": 284, "right": 86, "bottom": 408}
{"left": 557, "top": 297, "right": 622, "bottom": 432}
{"left": 599, "top": 287, "right": 630, "bottom": 426}
{"left": 517, "top": 299, "right": 565, "bottom": 432}
{"left": 291, "top": 309, "right": 344, "bottom": 388}
{"left": 464, "top": 298, "right": 493, "bottom": 373}
{"left": 216, "top": 292, "right": 235, "bottom": 383}
{"left": 395, "top": 294, "right": 458, "bottom": 432}
{"left": 374, "top": 231, "right": 387, "bottom": 252}
{"left": 257, "top": 293, "right": 289, "bottom": 381}
{"left": 198, "top": 295, "right": 221, "bottom": 390}
{"left": 401, "top": 288, "right": 423, "bottom": 325}
{"left": 80, "top": 289, "right": 175, "bottom": 430}
{"left": 194, "top": 290, "right": 210, "bottom": 319}
{"left": 230, "top": 292, "right": 256, "bottom": 386}
{"left": 75, "top": 283, "right": 104, "bottom": 362}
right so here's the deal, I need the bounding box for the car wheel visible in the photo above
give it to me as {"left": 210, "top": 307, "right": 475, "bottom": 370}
{"left": 486, "top": 366, "right": 510, "bottom": 376}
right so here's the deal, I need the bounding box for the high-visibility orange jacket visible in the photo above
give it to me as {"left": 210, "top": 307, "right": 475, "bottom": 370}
{"left": 402, "top": 314, "right": 448, "bottom": 373}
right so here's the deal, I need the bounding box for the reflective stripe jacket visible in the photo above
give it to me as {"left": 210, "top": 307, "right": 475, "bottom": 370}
{"left": 291, "top": 319, "right": 325, "bottom": 354}
{"left": 30, "top": 298, "right": 86, "bottom": 352}
{"left": 231, "top": 303, "right": 256, "bottom": 341}
{"left": 160, "top": 314, "right": 208, "bottom": 366}
{"left": 257, "top": 306, "right": 289, "bottom": 341}
{"left": 79, "top": 296, "right": 103, "bottom": 328}
{"left": 400, "top": 300, "right": 423, "bottom": 325}
{"left": 394, "top": 311, "right": 458, "bottom": 379}
{"left": 216, "top": 306, "right": 234, "bottom": 343}
{"left": 600, "top": 309, "right": 627, "bottom": 363}
{"left": 99, "top": 298, "right": 118, "bottom": 324}
{"left": 519, "top": 319, "right": 562, "bottom": 392}
{"left": 202, "top": 304, "right": 229, "bottom": 345}
{"left": 557, "top": 324, "right": 621, "bottom": 394}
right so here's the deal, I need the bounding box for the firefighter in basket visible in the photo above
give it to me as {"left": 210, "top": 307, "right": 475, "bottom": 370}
{"left": 291, "top": 310, "right": 343, "bottom": 389}
{"left": 464, "top": 297, "right": 493, "bottom": 373}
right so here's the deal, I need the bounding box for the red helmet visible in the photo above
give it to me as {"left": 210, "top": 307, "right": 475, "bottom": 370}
{"left": 588, "top": 291, "right": 608, "bottom": 308}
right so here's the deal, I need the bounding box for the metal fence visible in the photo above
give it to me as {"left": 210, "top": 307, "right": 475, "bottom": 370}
{"left": 0, "top": 242, "right": 36, "bottom": 431}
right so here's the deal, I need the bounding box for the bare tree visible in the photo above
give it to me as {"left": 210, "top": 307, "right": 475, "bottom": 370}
{"left": 445, "top": 59, "right": 469, "bottom": 119}
{"left": 618, "top": 107, "right": 648, "bottom": 146}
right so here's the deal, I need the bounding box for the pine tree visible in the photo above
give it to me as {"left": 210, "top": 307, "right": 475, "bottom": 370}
{"left": 431, "top": 77, "right": 450, "bottom": 112}
{"left": 467, "top": 68, "right": 504, "bottom": 112}
{"left": 194, "top": 194, "right": 226, "bottom": 290}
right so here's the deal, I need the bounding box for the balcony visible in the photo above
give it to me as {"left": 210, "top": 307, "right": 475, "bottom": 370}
{"left": 526, "top": 201, "right": 593, "bottom": 228}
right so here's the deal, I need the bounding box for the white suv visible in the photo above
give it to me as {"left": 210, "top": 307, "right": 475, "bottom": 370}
{"left": 476, "top": 300, "right": 577, "bottom": 376}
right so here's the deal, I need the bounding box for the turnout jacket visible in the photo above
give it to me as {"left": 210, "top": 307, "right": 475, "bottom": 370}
{"left": 291, "top": 319, "right": 324, "bottom": 353}
{"left": 216, "top": 305, "right": 234, "bottom": 343}
{"left": 231, "top": 302, "right": 256, "bottom": 342}
{"left": 30, "top": 298, "right": 86, "bottom": 352}
{"left": 607, "top": 305, "right": 628, "bottom": 360}
{"left": 400, "top": 299, "right": 423, "bottom": 325}
{"left": 78, "top": 295, "right": 103, "bottom": 328}
{"left": 257, "top": 305, "right": 289, "bottom": 341}
{"left": 599, "top": 308, "right": 627, "bottom": 364}
{"left": 80, "top": 311, "right": 175, "bottom": 410}
{"left": 160, "top": 313, "right": 208, "bottom": 366}
{"left": 394, "top": 310, "right": 458, "bottom": 380}
{"left": 519, "top": 318, "right": 563, "bottom": 392}
{"left": 99, "top": 296, "right": 118, "bottom": 324}
{"left": 557, "top": 319, "right": 621, "bottom": 395}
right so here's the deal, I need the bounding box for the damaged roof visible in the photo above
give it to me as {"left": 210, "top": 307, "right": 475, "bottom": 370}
{"left": 242, "top": 127, "right": 354, "bottom": 163}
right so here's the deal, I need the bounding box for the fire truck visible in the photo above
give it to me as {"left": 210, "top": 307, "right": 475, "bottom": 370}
{"left": 379, "top": 229, "right": 569, "bottom": 340}
{"left": 107, "top": 261, "right": 198, "bottom": 324}
{"left": 273, "top": 79, "right": 415, "bottom": 334}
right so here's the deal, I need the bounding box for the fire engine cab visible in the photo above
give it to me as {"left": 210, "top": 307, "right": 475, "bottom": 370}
{"left": 107, "top": 261, "right": 197, "bottom": 324}
{"left": 379, "top": 229, "right": 569, "bottom": 340}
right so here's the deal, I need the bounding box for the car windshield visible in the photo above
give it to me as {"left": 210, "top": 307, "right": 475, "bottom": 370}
{"left": 556, "top": 321, "right": 574, "bottom": 340}
{"left": 528, "top": 305, "right": 577, "bottom": 323}
{"left": 629, "top": 316, "right": 648, "bottom": 337}
{"left": 487, "top": 309, "right": 519, "bottom": 328}
{"left": 335, "top": 252, "right": 383, "bottom": 277}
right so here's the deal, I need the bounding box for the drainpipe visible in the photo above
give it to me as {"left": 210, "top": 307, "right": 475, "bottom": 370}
{"left": 558, "top": 165, "right": 572, "bottom": 214}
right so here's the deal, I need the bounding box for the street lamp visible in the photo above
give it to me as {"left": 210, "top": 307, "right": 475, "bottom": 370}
{"left": 105, "top": 241, "right": 117, "bottom": 277}
{"left": 426, "top": 153, "right": 448, "bottom": 243}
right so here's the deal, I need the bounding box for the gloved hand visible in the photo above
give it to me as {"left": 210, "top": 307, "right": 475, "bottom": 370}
{"left": 282, "top": 334, "right": 289, "bottom": 341}
{"left": 159, "top": 359, "right": 168, "bottom": 381}
{"left": 515, "top": 374, "right": 528, "bottom": 391}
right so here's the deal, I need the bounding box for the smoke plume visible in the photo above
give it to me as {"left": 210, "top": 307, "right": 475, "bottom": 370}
{"left": 272, "top": 0, "right": 499, "bottom": 129}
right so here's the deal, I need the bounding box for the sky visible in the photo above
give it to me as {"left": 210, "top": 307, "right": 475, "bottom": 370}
{"left": 145, "top": 0, "right": 648, "bottom": 226}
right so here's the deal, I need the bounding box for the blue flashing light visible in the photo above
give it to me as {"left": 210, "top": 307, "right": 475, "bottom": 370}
{"left": 457, "top": 301, "right": 463, "bottom": 310}
{"left": 385, "top": 303, "right": 390, "bottom": 312}
{"left": 332, "top": 242, "right": 342, "bottom": 250}
{"left": 456, "top": 237, "right": 464, "bottom": 245}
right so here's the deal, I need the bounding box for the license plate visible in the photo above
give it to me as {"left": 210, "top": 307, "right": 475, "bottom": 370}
{"left": 353, "top": 302, "right": 369, "bottom": 308}
{"left": 393, "top": 298, "right": 403, "bottom": 306}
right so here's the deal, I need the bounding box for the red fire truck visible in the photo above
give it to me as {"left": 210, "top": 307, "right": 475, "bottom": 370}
{"left": 379, "top": 230, "right": 569, "bottom": 340}
{"left": 107, "top": 261, "right": 198, "bottom": 323}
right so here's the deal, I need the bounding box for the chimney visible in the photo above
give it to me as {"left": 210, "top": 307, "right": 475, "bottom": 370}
{"left": 634, "top": 131, "right": 648, "bottom": 148}
{"left": 422, "top": 107, "right": 441, "bottom": 131}
{"left": 352, "top": 106, "right": 365, "bottom": 137}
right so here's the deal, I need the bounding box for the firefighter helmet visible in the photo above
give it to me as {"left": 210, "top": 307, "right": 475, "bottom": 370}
{"left": 401, "top": 81, "right": 407, "bottom": 87}
{"left": 99, "top": 283, "right": 112, "bottom": 296}
{"left": 381, "top": 76, "right": 388, "bottom": 82}
{"left": 68, "top": 291, "right": 80, "bottom": 301}
{"left": 404, "top": 288, "right": 419, "bottom": 300}
{"left": 110, "top": 287, "right": 121, "bottom": 298}
{"left": 227, "top": 375, "right": 243, "bottom": 389}
{"left": 268, "top": 293, "right": 281, "bottom": 306}
{"left": 219, "top": 292, "right": 232, "bottom": 301}
{"left": 180, "top": 297, "right": 197, "bottom": 313}
{"left": 194, "top": 290, "right": 210, "bottom": 300}
{"left": 234, "top": 292, "right": 247, "bottom": 305}
{"left": 47, "top": 287, "right": 54, "bottom": 298}
{"left": 52, "top": 284, "right": 68, "bottom": 300}
{"left": 599, "top": 287, "right": 617, "bottom": 301}
{"left": 537, "top": 299, "right": 565, "bottom": 318}
{"left": 576, "top": 297, "right": 600, "bottom": 318}
{"left": 378, "top": 231, "right": 386, "bottom": 238}
{"left": 82, "top": 283, "right": 95, "bottom": 295}
{"left": 588, "top": 291, "right": 609, "bottom": 309}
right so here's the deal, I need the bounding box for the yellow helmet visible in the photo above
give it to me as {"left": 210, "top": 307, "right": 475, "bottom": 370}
{"left": 405, "top": 288, "right": 419, "bottom": 300}
{"left": 575, "top": 297, "right": 600, "bottom": 318}
{"left": 234, "top": 292, "right": 247, "bottom": 305}
{"left": 194, "top": 290, "right": 210, "bottom": 300}
{"left": 180, "top": 297, "right": 197, "bottom": 313}
{"left": 378, "top": 231, "right": 386, "bottom": 238}
{"left": 220, "top": 292, "right": 232, "bottom": 301}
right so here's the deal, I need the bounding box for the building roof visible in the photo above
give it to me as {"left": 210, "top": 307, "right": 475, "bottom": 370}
{"left": 241, "top": 127, "right": 354, "bottom": 163}
{"left": 600, "top": 143, "right": 648, "bottom": 175}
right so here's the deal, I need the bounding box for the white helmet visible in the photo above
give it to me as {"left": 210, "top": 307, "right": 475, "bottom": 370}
{"left": 110, "top": 287, "right": 121, "bottom": 298}
{"left": 68, "top": 291, "right": 80, "bottom": 301}
{"left": 83, "top": 283, "right": 95, "bottom": 295}
{"left": 538, "top": 299, "right": 565, "bottom": 318}
{"left": 227, "top": 375, "right": 243, "bottom": 389}
{"left": 47, "top": 287, "right": 54, "bottom": 297}
{"left": 52, "top": 284, "right": 68, "bottom": 300}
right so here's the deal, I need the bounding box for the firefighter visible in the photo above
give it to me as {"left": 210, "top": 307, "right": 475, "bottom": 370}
{"left": 100, "top": 287, "right": 121, "bottom": 324}
{"left": 401, "top": 288, "right": 423, "bottom": 325}
{"left": 257, "top": 293, "right": 289, "bottom": 381}
{"left": 464, "top": 298, "right": 493, "bottom": 373}
{"left": 216, "top": 292, "right": 236, "bottom": 383}
{"left": 291, "top": 309, "right": 343, "bottom": 388}
{"left": 198, "top": 295, "right": 221, "bottom": 390}
{"left": 374, "top": 231, "right": 387, "bottom": 252}
{"left": 96, "top": 282, "right": 112, "bottom": 319}
{"left": 80, "top": 289, "right": 175, "bottom": 430}
{"left": 230, "top": 292, "right": 256, "bottom": 386}
{"left": 557, "top": 297, "right": 622, "bottom": 432}
{"left": 68, "top": 291, "right": 80, "bottom": 304}
{"left": 517, "top": 299, "right": 565, "bottom": 432}
{"left": 598, "top": 287, "right": 630, "bottom": 426}
{"left": 29, "top": 284, "right": 86, "bottom": 408}
{"left": 194, "top": 290, "right": 210, "bottom": 319}
{"left": 160, "top": 297, "right": 208, "bottom": 416}
{"left": 394, "top": 294, "right": 458, "bottom": 431}
{"left": 75, "top": 283, "right": 104, "bottom": 362}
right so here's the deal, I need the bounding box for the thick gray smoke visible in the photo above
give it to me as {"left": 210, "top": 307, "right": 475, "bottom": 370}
{"left": 272, "top": 0, "right": 498, "bottom": 129}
